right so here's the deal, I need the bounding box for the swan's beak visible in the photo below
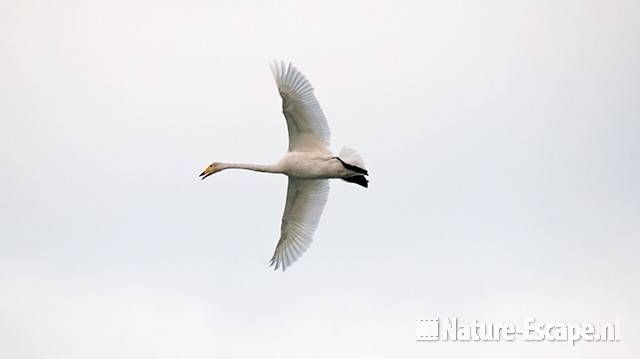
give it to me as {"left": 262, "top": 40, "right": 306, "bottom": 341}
{"left": 199, "top": 167, "right": 214, "bottom": 180}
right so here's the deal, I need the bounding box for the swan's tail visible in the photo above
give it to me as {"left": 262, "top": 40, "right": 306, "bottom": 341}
{"left": 338, "top": 147, "right": 369, "bottom": 188}
{"left": 338, "top": 147, "right": 367, "bottom": 172}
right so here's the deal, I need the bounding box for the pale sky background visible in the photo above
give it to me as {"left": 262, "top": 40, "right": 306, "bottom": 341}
{"left": 1, "top": 0, "right": 639, "bottom": 358}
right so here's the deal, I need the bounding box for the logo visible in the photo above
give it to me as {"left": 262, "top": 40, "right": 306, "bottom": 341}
{"left": 416, "top": 317, "right": 621, "bottom": 346}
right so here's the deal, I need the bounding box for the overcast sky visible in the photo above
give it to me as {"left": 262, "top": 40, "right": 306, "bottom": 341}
{"left": 1, "top": 0, "right": 639, "bottom": 358}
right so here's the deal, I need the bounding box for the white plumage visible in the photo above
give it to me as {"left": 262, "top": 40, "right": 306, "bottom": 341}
{"left": 270, "top": 61, "right": 331, "bottom": 151}
{"left": 271, "top": 178, "right": 329, "bottom": 270}
{"left": 200, "top": 62, "right": 369, "bottom": 271}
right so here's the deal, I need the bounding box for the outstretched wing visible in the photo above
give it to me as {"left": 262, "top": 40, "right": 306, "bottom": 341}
{"left": 270, "top": 178, "right": 330, "bottom": 271}
{"left": 270, "top": 61, "right": 330, "bottom": 152}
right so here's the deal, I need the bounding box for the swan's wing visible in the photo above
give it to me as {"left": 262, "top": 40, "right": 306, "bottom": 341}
{"left": 270, "top": 178, "right": 330, "bottom": 271}
{"left": 270, "top": 61, "right": 330, "bottom": 152}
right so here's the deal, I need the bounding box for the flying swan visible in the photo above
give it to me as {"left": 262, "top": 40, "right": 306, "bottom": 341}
{"left": 199, "top": 62, "right": 368, "bottom": 271}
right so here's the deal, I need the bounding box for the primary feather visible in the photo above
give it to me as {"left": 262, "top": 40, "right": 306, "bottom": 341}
{"left": 270, "top": 61, "right": 330, "bottom": 152}
{"left": 270, "top": 178, "right": 330, "bottom": 271}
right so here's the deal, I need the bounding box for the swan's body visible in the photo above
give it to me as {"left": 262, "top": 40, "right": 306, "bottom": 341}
{"left": 213, "top": 152, "right": 357, "bottom": 178}
{"left": 200, "top": 62, "right": 368, "bottom": 271}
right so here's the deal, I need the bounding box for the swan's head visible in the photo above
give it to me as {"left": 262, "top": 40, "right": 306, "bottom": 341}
{"left": 199, "top": 162, "right": 223, "bottom": 180}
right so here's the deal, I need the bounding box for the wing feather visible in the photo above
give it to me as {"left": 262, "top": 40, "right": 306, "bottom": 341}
{"left": 270, "top": 62, "right": 330, "bottom": 151}
{"left": 270, "top": 178, "right": 330, "bottom": 271}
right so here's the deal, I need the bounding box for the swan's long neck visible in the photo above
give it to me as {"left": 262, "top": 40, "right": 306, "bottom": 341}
{"left": 220, "top": 162, "right": 281, "bottom": 174}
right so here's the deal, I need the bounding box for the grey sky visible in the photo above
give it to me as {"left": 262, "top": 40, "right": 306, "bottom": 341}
{"left": 1, "top": 0, "right": 639, "bottom": 358}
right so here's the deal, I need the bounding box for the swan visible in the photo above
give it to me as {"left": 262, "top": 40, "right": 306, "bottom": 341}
{"left": 199, "top": 61, "right": 368, "bottom": 271}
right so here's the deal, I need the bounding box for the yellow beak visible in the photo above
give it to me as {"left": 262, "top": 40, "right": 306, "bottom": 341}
{"left": 199, "top": 166, "right": 214, "bottom": 180}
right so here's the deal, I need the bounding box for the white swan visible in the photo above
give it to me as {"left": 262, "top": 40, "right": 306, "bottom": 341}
{"left": 200, "top": 62, "right": 368, "bottom": 271}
